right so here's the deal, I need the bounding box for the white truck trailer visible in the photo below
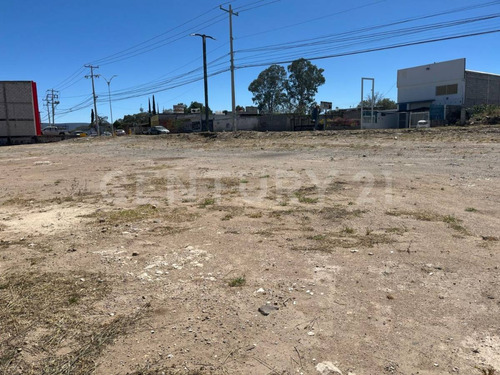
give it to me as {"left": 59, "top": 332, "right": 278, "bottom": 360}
{"left": 0, "top": 81, "right": 42, "bottom": 144}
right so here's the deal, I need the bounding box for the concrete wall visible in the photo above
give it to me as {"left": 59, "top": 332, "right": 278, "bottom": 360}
{"left": 377, "top": 112, "right": 399, "bottom": 128}
{"left": 465, "top": 71, "right": 500, "bottom": 107}
{"left": 213, "top": 115, "right": 259, "bottom": 132}
{"left": 0, "top": 81, "right": 40, "bottom": 137}
{"left": 397, "top": 58, "right": 466, "bottom": 106}
{"left": 213, "top": 115, "right": 233, "bottom": 132}
{"left": 361, "top": 112, "right": 398, "bottom": 129}
{"left": 258, "top": 114, "right": 293, "bottom": 131}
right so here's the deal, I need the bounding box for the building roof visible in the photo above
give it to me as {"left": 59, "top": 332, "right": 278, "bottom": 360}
{"left": 466, "top": 69, "right": 500, "bottom": 77}
{"left": 398, "top": 99, "right": 435, "bottom": 104}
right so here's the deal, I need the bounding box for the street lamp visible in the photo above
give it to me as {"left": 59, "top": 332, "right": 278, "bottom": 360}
{"left": 191, "top": 33, "right": 215, "bottom": 132}
{"left": 102, "top": 75, "right": 117, "bottom": 135}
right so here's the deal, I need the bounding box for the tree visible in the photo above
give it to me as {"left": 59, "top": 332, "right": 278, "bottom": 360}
{"left": 115, "top": 112, "right": 151, "bottom": 128}
{"left": 152, "top": 95, "right": 157, "bottom": 115}
{"left": 185, "top": 101, "right": 211, "bottom": 114}
{"left": 248, "top": 64, "right": 287, "bottom": 114}
{"left": 377, "top": 98, "right": 397, "bottom": 110}
{"left": 98, "top": 116, "right": 109, "bottom": 127}
{"left": 286, "top": 58, "right": 325, "bottom": 114}
{"left": 359, "top": 92, "right": 397, "bottom": 110}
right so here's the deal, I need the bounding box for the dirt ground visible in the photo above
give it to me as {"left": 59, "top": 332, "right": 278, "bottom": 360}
{"left": 0, "top": 126, "right": 499, "bottom": 375}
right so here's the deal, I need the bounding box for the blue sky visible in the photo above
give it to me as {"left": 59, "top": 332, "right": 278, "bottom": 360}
{"left": 2, "top": 0, "right": 499, "bottom": 124}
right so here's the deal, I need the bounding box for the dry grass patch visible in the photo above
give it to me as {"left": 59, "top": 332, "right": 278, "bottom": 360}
{"left": 295, "top": 230, "right": 394, "bottom": 252}
{"left": 320, "top": 205, "right": 365, "bottom": 221}
{"left": 0, "top": 271, "right": 146, "bottom": 374}
{"left": 248, "top": 211, "right": 263, "bottom": 218}
{"left": 385, "top": 209, "right": 441, "bottom": 221}
{"left": 1, "top": 196, "right": 33, "bottom": 206}
{"left": 199, "top": 198, "right": 216, "bottom": 208}
{"left": 385, "top": 226, "right": 408, "bottom": 235}
{"left": 386, "top": 209, "right": 469, "bottom": 234}
{"left": 129, "top": 365, "right": 220, "bottom": 375}
{"left": 87, "top": 205, "right": 198, "bottom": 225}
{"left": 219, "top": 176, "right": 241, "bottom": 188}
{"left": 327, "top": 180, "right": 348, "bottom": 191}
{"left": 103, "top": 204, "right": 160, "bottom": 223}
{"left": 294, "top": 186, "right": 319, "bottom": 204}
{"left": 0, "top": 239, "right": 27, "bottom": 249}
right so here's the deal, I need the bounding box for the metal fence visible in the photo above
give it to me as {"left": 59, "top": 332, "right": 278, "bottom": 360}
{"left": 409, "top": 111, "right": 430, "bottom": 128}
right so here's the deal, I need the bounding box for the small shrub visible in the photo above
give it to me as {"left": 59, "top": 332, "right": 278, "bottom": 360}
{"left": 248, "top": 212, "right": 263, "bottom": 218}
{"left": 228, "top": 277, "right": 246, "bottom": 287}
{"left": 221, "top": 214, "right": 233, "bottom": 221}
{"left": 294, "top": 192, "right": 318, "bottom": 204}
{"left": 342, "top": 227, "right": 355, "bottom": 235}
{"left": 199, "top": 198, "right": 215, "bottom": 208}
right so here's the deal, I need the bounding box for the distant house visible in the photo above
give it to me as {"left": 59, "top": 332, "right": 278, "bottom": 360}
{"left": 397, "top": 58, "right": 500, "bottom": 127}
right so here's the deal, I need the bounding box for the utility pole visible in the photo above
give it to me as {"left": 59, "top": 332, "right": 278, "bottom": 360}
{"left": 102, "top": 75, "right": 117, "bottom": 135}
{"left": 43, "top": 95, "right": 51, "bottom": 125}
{"left": 220, "top": 4, "right": 239, "bottom": 131}
{"left": 46, "top": 89, "right": 59, "bottom": 125}
{"left": 85, "top": 65, "right": 100, "bottom": 135}
{"left": 191, "top": 33, "right": 215, "bottom": 132}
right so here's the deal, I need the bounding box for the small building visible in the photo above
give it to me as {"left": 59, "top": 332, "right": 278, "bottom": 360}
{"left": 397, "top": 58, "right": 500, "bottom": 127}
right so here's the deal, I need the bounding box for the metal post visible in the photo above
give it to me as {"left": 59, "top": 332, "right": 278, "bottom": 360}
{"left": 46, "top": 89, "right": 59, "bottom": 126}
{"left": 45, "top": 96, "right": 51, "bottom": 125}
{"left": 85, "top": 65, "right": 100, "bottom": 136}
{"left": 191, "top": 34, "right": 215, "bottom": 132}
{"left": 202, "top": 37, "right": 210, "bottom": 131}
{"left": 361, "top": 77, "right": 375, "bottom": 129}
{"left": 371, "top": 79, "right": 375, "bottom": 124}
{"left": 360, "top": 79, "right": 364, "bottom": 129}
{"left": 229, "top": 4, "right": 236, "bottom": 132}
{"left": 220, "top": 5, "right": 239, "bottom": 131}
{"left": 103, "top": 75, "right": 117, "bottom": 135}
{"left": 51, "top": 89, "right": 56, "bottom": 125}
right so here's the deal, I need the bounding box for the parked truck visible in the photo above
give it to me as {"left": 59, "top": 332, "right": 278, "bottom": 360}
{"left": 0, "top": 81, "right": 42, "bottom": 145}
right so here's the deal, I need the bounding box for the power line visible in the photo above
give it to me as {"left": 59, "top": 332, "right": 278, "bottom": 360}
{"left": 53, "top": 66, "right": 86, "bottom": 91}
{"left": 236, "top": 0, "right": 388, "bottom": 40}
{"left": 232, "top": 12, "right": 500, "bottom": 66}
{"left": 235, "top": 29, "right": 500, "bottom": 69}
{"left": 89, "top": 10, "right": 228, "bottom": 66}
{"left": 236, "top": 11, "right": 500, "bottom": 54}
{"left": 236, "top": 0, "right": 499, "bottom": 40}
{"left": 236, "top": 0, "right": 281, "bottom": 12}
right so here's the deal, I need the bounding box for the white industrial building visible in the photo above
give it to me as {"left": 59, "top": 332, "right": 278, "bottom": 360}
{"left": 397, "top": 58, "right": 500, "bottom": 127}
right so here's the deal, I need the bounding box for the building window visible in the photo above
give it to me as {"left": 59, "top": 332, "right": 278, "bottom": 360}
{"left": 436, "top": 84, "right": 458, "bottom": 96}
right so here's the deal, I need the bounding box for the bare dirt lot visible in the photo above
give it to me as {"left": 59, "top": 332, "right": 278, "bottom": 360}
{"left": 0, "top": 126, "right": 499, "bottom": 375}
